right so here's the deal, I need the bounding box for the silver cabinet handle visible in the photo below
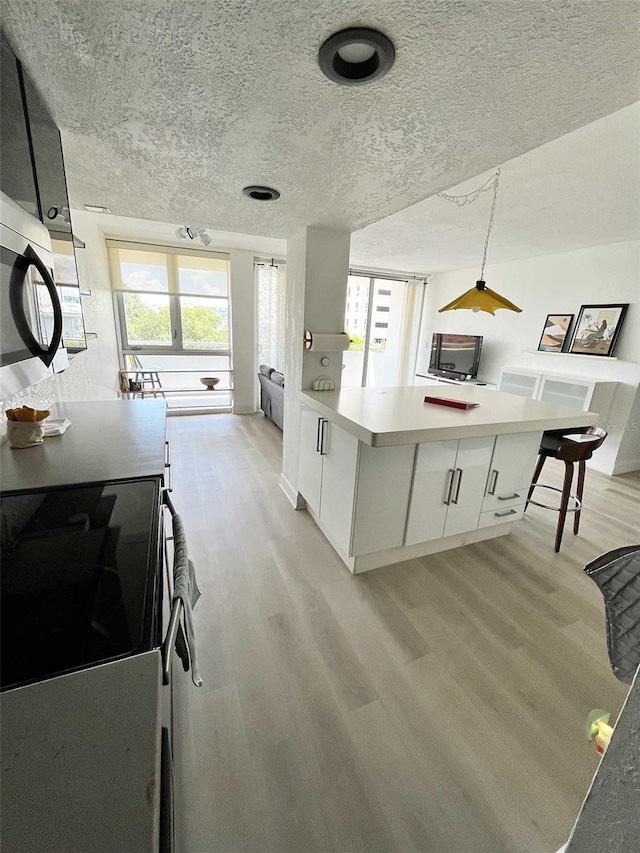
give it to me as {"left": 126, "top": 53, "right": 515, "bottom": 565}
{"left": 497, "top": 493, "right": 520, "bottom": 501}
{"left": 488, "top": 469, "right": 499, "bottom": 495}
{"left": 444, "top": 469, "right": 455, "bottom": 505}
{"left": 320, "top": 419, "right": 328, "bottom": 455}
{"left": 452, "top": 468, "right": 464, "bottom": 504}
{"left": 316, "top": 417, "right": 322, "bottom": 453}
{"left": 495, "top": 508, "right": 517, "bottom": 517}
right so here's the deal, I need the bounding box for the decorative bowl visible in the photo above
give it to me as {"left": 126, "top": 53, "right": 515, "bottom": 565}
{"left": 200, "top": 377, "right": 220, "bottom": 390}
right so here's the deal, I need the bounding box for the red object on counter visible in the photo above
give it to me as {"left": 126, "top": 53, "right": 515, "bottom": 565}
{"left": 424, "top": 396, "right": 480, "bottom": 410}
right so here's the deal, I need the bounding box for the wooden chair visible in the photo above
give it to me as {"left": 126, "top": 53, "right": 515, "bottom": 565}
{"left": 525, "top": 426, "right": 607, "bottom": 553}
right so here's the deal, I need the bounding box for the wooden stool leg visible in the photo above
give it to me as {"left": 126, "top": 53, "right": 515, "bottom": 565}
{"left": 555, "top": 461, "right": 574, "bottom": 553}
{"left": 573, "top": 460, "right": 586, "bottom": 535}
{"left": 525, "top": 453, "right": 546, "bottom": 512}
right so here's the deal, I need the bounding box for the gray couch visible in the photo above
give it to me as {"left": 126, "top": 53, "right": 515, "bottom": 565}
{"left": 258, "top": 364, "right": 284, "bottom": 430}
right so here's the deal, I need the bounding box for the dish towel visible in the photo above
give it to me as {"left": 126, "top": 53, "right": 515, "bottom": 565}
{"left": 171, "top": 506, "right": 203, "bottom": 687}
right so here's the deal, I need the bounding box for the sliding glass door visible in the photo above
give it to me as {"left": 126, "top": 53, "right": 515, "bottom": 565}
{"left": 343, "top": 274, "right": 415, "bottom": 388}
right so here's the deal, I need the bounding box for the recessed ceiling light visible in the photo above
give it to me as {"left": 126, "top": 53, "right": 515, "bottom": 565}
{"left": 242, "top": 185, "right": 281, "bottom": 201}
{"left": 318, "top": 27, "right": 395, "bottom": 86}
{"left": 84, "top": 204, "right": 111, "bottom": 214}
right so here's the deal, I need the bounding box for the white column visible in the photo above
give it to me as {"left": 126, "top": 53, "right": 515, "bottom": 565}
{"left": 280, "top": 226, "right": 350, "bottom": 505}
{"left": 229, "top": 249, "right": 257, "bottom": 414}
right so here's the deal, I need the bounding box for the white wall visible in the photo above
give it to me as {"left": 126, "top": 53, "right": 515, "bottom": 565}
{"left": 418, "top": 240, "right": 640, "bottom": 474}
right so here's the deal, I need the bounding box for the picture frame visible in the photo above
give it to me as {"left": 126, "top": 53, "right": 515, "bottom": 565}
{"left": 537, "top": 314, "right": 574, "bottom": 353}
{"left": 568, "top": 303, "right": 629, "bottom": 357}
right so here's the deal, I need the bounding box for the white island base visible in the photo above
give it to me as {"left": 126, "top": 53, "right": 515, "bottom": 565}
{"left": 295, "top": 385, "right": 597, "bottom": 574}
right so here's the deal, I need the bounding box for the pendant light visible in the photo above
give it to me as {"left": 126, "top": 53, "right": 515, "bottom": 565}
{"left": 438, "top": 169, "right": 522, "bottom": 315}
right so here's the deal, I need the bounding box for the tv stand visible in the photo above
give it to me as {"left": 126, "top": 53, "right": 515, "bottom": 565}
{"left": 414, "top": 373, "right": 496, "bottom": 391}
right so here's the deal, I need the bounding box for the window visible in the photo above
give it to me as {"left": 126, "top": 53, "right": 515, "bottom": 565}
{"left": 109, "top": 242, "right": 232, "bottom": 411}
{"left": 343, "top": 274, "right": 424, "bottom": 389}
{"left": 32, "top": 238, "right": 87, "bottom": 351}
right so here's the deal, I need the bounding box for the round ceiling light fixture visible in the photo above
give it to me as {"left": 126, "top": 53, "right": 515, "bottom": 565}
{"left": 318, "top": 27, "right": 395, "bottom": 86}
{"left": 242, "top": 185, "right": 281, "bottom": 201}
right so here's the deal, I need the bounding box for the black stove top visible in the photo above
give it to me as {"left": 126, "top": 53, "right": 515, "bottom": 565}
{"left": 1, "top": 479, "right": 162, "bottom": 690}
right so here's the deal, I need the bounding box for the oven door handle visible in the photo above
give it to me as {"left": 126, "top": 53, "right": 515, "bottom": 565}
{"left": 10, "top": 244, "right": 63, "bottom": 367}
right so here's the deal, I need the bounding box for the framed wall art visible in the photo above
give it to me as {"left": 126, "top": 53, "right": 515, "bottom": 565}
{"left": 568, "top": 304, "right": 629, "bottom": 357}
{"left": 537, "top": 314, "right": 574, "bottom": 353}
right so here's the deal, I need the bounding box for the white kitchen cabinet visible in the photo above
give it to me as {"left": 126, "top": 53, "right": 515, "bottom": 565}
{"left": 298, "top": 405, "right": 324, "bottom": 514}
{"left": 482, "top": 431, "right": 542, "bottom": 512}
{"left": 319, "top": 418, "right": 359, "bottom": 556}
{"left": 298, "top": 405, "right": 359, "bottom": 553}
{"left": 497, "top": 368, "right": 618, "bottom": 426}
{"left": 351, "top": 443, "right": 415, "bottom": 556}
{"left": 405, "top": 436, "right": 494, "bottom": 545}
{"left": 497, "top": 369, "right": 541, "bottom": 399}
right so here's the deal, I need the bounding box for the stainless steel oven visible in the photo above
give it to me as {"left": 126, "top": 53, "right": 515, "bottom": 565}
{"left": 0, "top": 478, "right": 190, "bottom": 853}
{"left": 0, "top": 190, "right": 68, "bottom": 398}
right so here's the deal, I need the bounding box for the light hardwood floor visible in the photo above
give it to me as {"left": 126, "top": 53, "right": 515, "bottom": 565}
{"left": 168, "top": 413, "right": 639, "bottom": 853}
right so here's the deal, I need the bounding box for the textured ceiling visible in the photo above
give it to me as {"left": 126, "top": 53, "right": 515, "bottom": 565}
{"left": 2, "top": 0, "right": 639, "bottom": 241}
{"left": 351, "top": 102, "right": 640, "bottom": 274}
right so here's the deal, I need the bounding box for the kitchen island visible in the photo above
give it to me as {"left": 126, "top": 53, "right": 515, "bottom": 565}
{"left": 297, "top": 385, "right": 597, "bottom": 573}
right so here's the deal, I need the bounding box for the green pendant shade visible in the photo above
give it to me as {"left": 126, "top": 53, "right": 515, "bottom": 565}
{"left": 438, "top": 280, "right": 522, "bottom": 315}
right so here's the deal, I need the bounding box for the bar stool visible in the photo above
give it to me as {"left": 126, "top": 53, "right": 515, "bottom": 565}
{"left": 525, "top": 426, "right": 607, "bottom": 553}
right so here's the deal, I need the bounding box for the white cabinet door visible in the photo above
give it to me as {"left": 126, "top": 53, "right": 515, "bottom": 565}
{"left": 538, "top": 377, "right": 591, "bottom": 410}
{"left": 405, "top": 440, "right": 458, "bottom": 546}
{"left": 319, "top": 421, "right": 359, "bottom": 556}
{"left": 483, "top": 431, "right": 542, "bottom": 511}
{"left": 443, "top": 437, "right": 495, "bottom": 537}
{"left": 297, "top": 405, "right": 323, "bottom": 514}
{"left": 498, "top": 369, "right": 541, "bottom": 399}
{"left": 351, "top": 443, "right": 416, "bottom": 556}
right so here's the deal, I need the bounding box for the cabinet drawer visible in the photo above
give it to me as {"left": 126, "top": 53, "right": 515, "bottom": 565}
{"left": 478, "top": 504, "right": 525, "bottom": 528}
{"left": 482, "top": 485, "right": 528, "bottom": 512}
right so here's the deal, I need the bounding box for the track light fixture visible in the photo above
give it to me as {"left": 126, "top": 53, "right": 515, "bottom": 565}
{"left": 175, "top": 225, "right": 212, "bottom": 247}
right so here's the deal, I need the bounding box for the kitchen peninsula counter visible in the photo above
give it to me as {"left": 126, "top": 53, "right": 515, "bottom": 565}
{"left": 299, "top": 384, "right": 598, "bottom": 446}
{"left": 297, "top": 385, "right": 599, "bottom": 573}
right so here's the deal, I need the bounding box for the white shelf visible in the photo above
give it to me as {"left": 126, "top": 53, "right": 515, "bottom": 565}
{"left": 522, "top": 348, "right": 618, "bottom": 361}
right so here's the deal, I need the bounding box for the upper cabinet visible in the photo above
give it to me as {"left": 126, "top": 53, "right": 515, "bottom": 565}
{"left": 0, "top": 32, "right": 87, "bottom": 352}
{"left": 0, "top": 34, "right": 39, "bottom": 218}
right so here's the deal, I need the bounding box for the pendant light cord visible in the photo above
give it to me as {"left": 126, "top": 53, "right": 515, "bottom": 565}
{"left": 438, "top": 168, "right": 501, "bottom": 280}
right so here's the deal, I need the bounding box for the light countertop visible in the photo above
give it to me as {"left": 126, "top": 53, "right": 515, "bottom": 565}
{"left": 1, "top": 399, "right": 167, "bottom": 492}
{"left": 299, "top": 385, "right": 599, "bottom": 446}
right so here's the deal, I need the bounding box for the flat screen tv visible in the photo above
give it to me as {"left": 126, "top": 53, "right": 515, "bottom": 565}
{"left": 428, "top": 333, "right": 483, "bottom": 380}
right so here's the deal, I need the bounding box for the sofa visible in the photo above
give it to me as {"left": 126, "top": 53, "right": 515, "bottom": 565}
{"left": 258, "top": 364, "right": 284, "bottom": 430}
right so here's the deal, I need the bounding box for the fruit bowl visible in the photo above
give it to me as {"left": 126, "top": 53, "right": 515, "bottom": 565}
{"left": 200, "top": 377, "right": 220, "bottom": 390}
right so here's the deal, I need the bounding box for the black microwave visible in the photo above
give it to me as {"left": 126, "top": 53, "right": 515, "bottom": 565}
{"left": 0, "top": 190, "right": 68, "bottom": 397}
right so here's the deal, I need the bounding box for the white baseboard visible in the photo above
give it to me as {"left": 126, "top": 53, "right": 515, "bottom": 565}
{"left": 232, "top": 405, "right": 258, "bottom": 415}
{"left": 279, "top": 473, "right": 306, "bottom": 509}
{"left": 305, "top": 503, "right": 510, "bottom": 574}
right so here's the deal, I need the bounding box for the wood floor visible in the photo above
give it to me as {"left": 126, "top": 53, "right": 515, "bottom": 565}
{"left": 167, "top": 413, "right": 639, "bottom": 853}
